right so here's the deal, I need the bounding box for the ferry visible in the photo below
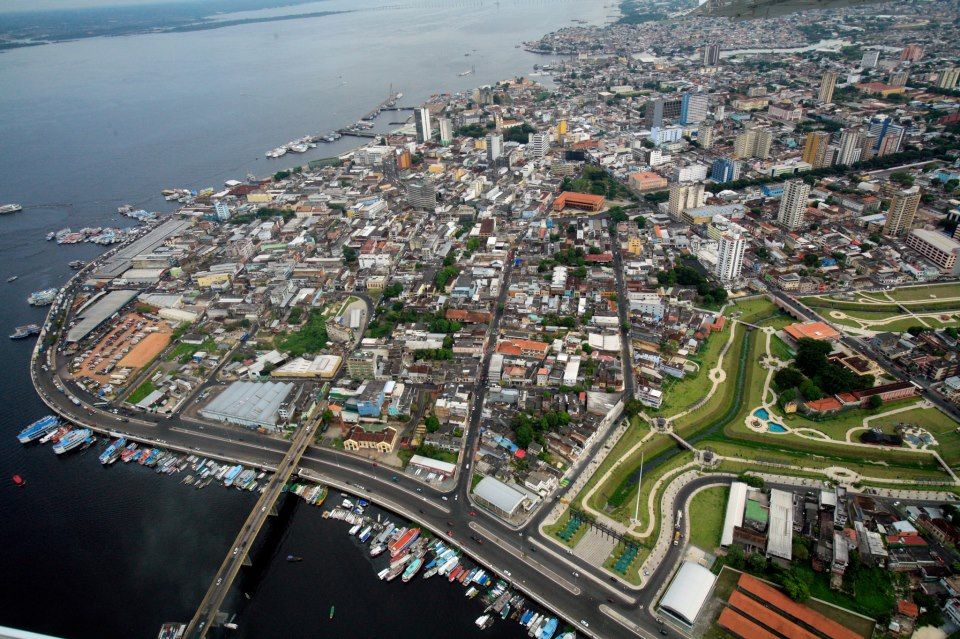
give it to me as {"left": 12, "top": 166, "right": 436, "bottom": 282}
{"left": 10, "top": 323, "right": 41, "bottom": 339}
{"left": 68, "top": 260, "right": 86, "bottom": 269}
{"left": 40, "top": 425, "right": 69, "bottom": 444}
{"left": 27, "top": 288, "right": 58, "bottom": 306}
{"left": 0, "top": 204, "right": 22, "bottom": 215}
{"left": 99, "top": 437, "right": 126, "bottom": 465}
{"left": 53, "top": 428, "right": 93, "bottom": 454}
{"left": 401, "top": 556, "right": 424, "bottom": 582}
{"left": 120, "top": 442, "right": 139, "bottom": 462}
{"left": 388, "top": 527, "right": 420, "bottom": 557}
{"left": 17, "top": 415, "right": 59, "bottom": 443}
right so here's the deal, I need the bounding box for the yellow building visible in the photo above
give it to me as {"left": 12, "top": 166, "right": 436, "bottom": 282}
{"left": 627, "top": 236, "right": 643, "bottom": 255}
{"left": 246, "top": 193, "right": 272, "bottom": 204}
{"left": 195, "top": 272, "right": 232, "bottom": 288}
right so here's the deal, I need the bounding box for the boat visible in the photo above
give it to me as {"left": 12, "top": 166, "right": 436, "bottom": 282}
{"left": 388, "top": 527, "right": 420, "bottom": 557}
{"left": 358, "top": 526, "right": 373, "bottom": 543}
{"left": 448, "top": 566, "right": 465, "bottom": 583}
{"left": 27, "top": 288, "right": 58, "bottom": 306}
{"left": 68, "top": 260, "right": 86, "bottom": 269}
{"left": 475, "top": 614, "right": 494, "bottom": 630}
{"left": 286, "top": 555, "right": 303, "bottom": 562}
{"left": 501, "top": 603, "right": 511, "bottom": 621}
{"left": 401, "top": 556, "right": 424, "bottom": 582}
{"left": 12, "top": 474, "right": 25, "bottom": 487}
{"left": 329, "top": 605, "right": 335, "bottom": 620}
{"left": 120, "top": 442, "right": 139, "bottom": 462}
{"left": 10, "top": 324, "right": 41, "bottom": 340}
{"left": 538, "top": 617, "right": 558, "bottom": 639}
{"left": 17, "top": 415, "right": 59, "bottom": 443}
{"left": 466, "top": 587, "right": 479, "bottom": 598}
{"left": 0, "top": 204, "right": 22, "bottom": 215}
{"left": 99, "top": 437, "right": 126, "bottom": 465}
{"left": 555, "top": 632, "right": 576, "bottom": 639}
{"left": 369, "top": 543, "right": 386, "bottom": 557}
{"left": 6, "top": 275, "right": 17, "bottom": 282}
{"left": 81, "top": 435, "right": 97, "bottom": 450}
{"left": 348, "top": 523, "right": 362, "bottom": 536}
{"left": 53, "top": 428, "right": 92, "bottom": 454}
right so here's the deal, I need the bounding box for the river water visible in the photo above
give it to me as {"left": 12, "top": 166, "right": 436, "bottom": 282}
{"left": 0, "top": 0, "right": 612, "bottom": 636}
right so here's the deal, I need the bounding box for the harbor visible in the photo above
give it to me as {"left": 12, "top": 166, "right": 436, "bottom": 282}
{"left": 263, "top": 90, "right": 410, "bottom": 159}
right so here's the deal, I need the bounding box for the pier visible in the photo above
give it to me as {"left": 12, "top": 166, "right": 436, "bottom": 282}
{"left": 182, "top": 409, "right": 324, "bottom": 639}
{"left": 337, "top": 128, "right": 378, "bottom": 139}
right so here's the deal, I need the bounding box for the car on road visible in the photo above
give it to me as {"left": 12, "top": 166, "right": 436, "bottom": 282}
{"left": 503, "top": 570, "right": 511, "bottom": 577}
{"left": 216, "top": 578, "right": 222, "bottom": 586}
{"left": 469, "top": 510, "right": 477, "bottom": 516}
{"left": 572, "top": 571, "right": 579, "bottom": 577}
{"left": 391, "top": 475, "right": 398, "bottom": 482}
{"left": 233, "top": 547, "right": 239, "bottom": 555}
{"left": 441, "top": 496, "right": 448, "bottom": 501}
{"left": 580, "top": 620, "right": 589, "bottom": 628}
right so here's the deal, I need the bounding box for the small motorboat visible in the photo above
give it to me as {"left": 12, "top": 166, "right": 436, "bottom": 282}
{"left": 286, "top": 555, "right": 303, "bottom": 562}
{"left": 12, "top": 474, "right": 25, "bottom": 487}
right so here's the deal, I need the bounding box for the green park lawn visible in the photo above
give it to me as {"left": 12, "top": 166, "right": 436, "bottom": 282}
{"left": 687, "top": 485, "right": 727, "bottom": 552}
{"left": 658, "top": 323, "right": 730, "bottom": 418}
{"left": 869, "top": 405, "right": 960, "bottom": 465}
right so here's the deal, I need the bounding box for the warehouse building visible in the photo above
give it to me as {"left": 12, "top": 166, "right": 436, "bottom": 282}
{"left": 66, "top": 290, "right": 140, "bottom": 343}
{"left": 472, "top": 476, "right": 527, "bottom": 519}
{"left": 201, "top": 380, "right": 295, "bottom": 431}
{"left": 658, "top": 562, "right": 718, "bottom": 628}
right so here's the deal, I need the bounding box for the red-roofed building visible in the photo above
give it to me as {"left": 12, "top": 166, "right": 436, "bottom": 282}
{"left": 897, "top": 600, "right": 919, "bottom": 619}
{"left": 552, "top": 191, "right": 606, "bottom": 212}
{"left": 584, "top": 252, "right": 613, "bottom": 263}
{"left": 804, "top": 397, "right": 842, "bottom": 414}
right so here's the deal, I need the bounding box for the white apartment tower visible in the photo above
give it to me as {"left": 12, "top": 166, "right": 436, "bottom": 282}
{"left": 777, "top": 179, "right": 811, "bottom": 230}
{"left": 414, "top": 107, "right": 432, "bottom": 143}
{"left": 715, "top": 231, "right": 746, "bottom": 282}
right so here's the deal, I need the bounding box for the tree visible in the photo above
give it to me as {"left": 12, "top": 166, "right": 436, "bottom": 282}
{"left": 424, "top": 414, "right": 441, "bottom": 433}
{"left": 782, "top": 568, "right": 811, "bottom": 602}
{"left": 802, "top": 253, "right": 820, "bottom": 267}
{"left": 747, "top": 553, "right": 768, "bottom": 573}
{"left": 382, "top": 283, "right": 403, "bottom": 299}
{"left": 773, "top": 367, "right": 805, "bottom": 390}
{"left": 342, "top": 245, "right": 358, "bottom": 264}
{"left": 867, "top": 394, "right": 883, "bottom": 410}
{"left": 726, "top": 544, "right": 745, "bottom": 568}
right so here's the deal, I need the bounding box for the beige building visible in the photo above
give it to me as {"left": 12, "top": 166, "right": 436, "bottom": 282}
{"left": 777, "top": 179, "right": 811, "bottom": 231}
{"left": 818, "top": 71, "right": 838, "bottom": 103}
{"left": 733, "top": 128, "right": 772, "bottom": 159}
{"left": 668, "top": 183, "right": 706, "bottom": 219}
{"left": 883, "top": 186, "right": 921, "bottom": 236}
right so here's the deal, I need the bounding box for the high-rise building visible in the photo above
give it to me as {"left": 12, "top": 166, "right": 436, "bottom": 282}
{"left": 698, "top": 121, "right": 714, "bottom": 150}
{"left": 668, "top": 183, "right": 706, "bottom": 219}
{"left": 527, "top": 132, "right": 550, "bottom": 158}
{"left": 888, "top": 70, "right": 910, "bottom": 88}
{"left": 861, "top": 51, "right": 880, "bottom": 69}
{"left": 680, "top": 92, "right": 709, "bottom": 125}
{"left": 901, "top": 44, "right": 924, "bottom": 62}
{"left": 715, "top": 231, "right": 745, "bottom": 282}
{"left": 733, "top": 127, "right": 772, "bottom": 159}
{"left": 407, "top": 179, "right": 437, "bottom": 210}
{"left": 414, "top": 107, "right": 432, "bottom": 143}
{"left": 777, "top": 179, "right": 811, "bottom": 231}
{"left": 438, "top": 118, "right": 453, "bottom": 145}
{"left": 818, "top": 71, "right": 838, "bottom": 104}
{"left": 868, "top": 117, "right": 905, "bottom": 156}
{"left": 836, "top": 129, "right": 863, "bottom": 166}
{"left": 710, "top": 158, "right": 740, "bottom": 183}
{"left": 487, "top": 133, "right": 503, "bottom": 162}
{"left": 645, "top": 97, "right": 682, "bottom": 127}
{"left": 859, "top": 133, "right": 878, "bottom": 163}
{"left": 937, "top": 67, "right": 960, "bottom": 90}
{"left": 883, "top": 186, "right": 921, "bottom": 236}
{"left": 714, "top": 105, "right": 725, "bottom": 121}
{"left": 702, "top": 43, "right": 721, "bottom": 66}
{"left": 801, "top": 131, "right": 832, "bottom": 169}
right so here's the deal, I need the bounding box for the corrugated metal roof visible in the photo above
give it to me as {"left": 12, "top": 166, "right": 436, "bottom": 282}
{"left": 201, "top": 381, "right": 294, "bottom": 427}
{"left": 721, "top": 481, "right": 748, "bottom": 546}
{"left": 767, "top": 489, "right": 794, "bottom": 560}
{"left": 473, "top": 476, "right": 525, "bottom": 515}
{"left": 658, "top": 562, "right": 717, "bottom": 626}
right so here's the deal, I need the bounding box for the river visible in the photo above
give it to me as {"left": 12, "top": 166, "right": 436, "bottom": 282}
{"left": 0, "top": 0, "right": 612, "bottom": 637}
